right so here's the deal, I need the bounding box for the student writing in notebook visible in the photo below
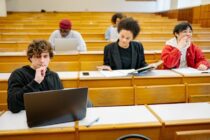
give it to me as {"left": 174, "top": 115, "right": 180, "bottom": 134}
{"left": 49, "top": 19, "right": 87, "bottom": 52}
{"left": 7, "top": 40, "right": 92, "bottom": 113}
{"left": 98, "top": 17, "right": 147, "bottom": 71}
{"left": 105, "top": 13, "right": 126, "bottom": 42}
{"left": 161, "top": 22, "right": 209, "bottom": 70}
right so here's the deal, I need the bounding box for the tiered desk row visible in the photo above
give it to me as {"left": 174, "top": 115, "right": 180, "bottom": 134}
{"left": 0, "top": 103, "right": 210, "bottom": 140}
{"left": 0, "top": 40, "right": 210, "bottom": 52}
{"left": 1, "top": 67, "right": 210, "bottom": 110}
{"left": 0, "top": 12, "right": 210, "bottom": 52}
{"left": 1, "top": 51, "right": 210, "bottom": 72}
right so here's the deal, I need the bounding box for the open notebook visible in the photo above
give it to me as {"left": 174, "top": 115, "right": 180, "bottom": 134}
{"left": 100, "top": 61, "right": 163, "bottom": 77}
{"left": 172, "top": 67, "right": 210, "bottom": 74}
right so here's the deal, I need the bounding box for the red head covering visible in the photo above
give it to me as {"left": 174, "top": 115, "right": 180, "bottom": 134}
{"left": 59, "top": 19, "right": 72, "bottom": 30}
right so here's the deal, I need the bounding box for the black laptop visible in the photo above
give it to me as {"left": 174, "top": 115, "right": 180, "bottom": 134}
{"left": 24, "top": 87, "right": 88, "bottom": 127}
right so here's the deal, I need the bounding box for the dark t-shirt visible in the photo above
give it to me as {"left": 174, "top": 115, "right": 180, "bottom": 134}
{"left": 7, "top": 65, "right": 63, "bottom": 113}
{"left": 118, "top": 45, "right": 132, "bottom": 69}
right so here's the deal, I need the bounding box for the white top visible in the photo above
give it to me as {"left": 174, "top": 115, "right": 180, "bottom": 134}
{"left": 166, "top": 37, "right": 189, "bottom": 68}
{"left": 149, "top": 102, "right": 210, "bottom": 122}
{"left": 0, "top": 111, "right": 74, "bottom": 131}
{"left": 79, "top": 106, "right": 159, "bottom": 127}
{"left": 49, "top": 30, "right": 87, "bottom": 52}
{"left": 105, "top": 26, "right": 119, "bottom": 42}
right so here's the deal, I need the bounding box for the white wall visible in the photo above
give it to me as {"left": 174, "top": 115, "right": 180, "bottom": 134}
{"left": 170, "top": 0, "right": 178, "bottom": 10}
{"left": 0, "top": 0, "right": 7, "bottom": 16}
{"left": 201, "top": 0, "right": 210, "bottom": 5}
{"left": 156, "top": 0, "right": 171, "bottom": 12}
{"left": 177, "top": 0, "right": 201, "bottom": 9}
{"left": 6, "top": 0, "right": 156, "bottom": 12}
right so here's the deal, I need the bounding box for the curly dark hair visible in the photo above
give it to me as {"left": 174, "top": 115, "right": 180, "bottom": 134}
{"left": 117, "top": 17, "right": 140, "bottom": 39}
{"left": 27, "top": 40, "right": 54, "bottom": 62}
{"left": 111, "top": 13, "right": 125, "bottom": 24}
{"left": 173, "top": 21, "right": 193, "bottom": 36}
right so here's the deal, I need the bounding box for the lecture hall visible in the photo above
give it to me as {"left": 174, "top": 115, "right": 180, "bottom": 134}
{"left": 0, "top": 0, "right": 210, "bottom": 140}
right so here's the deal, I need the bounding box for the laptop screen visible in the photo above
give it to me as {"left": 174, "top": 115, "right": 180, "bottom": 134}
{"left": 54, "top": 38, "right": 79, "bottom": 52}
{"left": 24, "top": 88, "right": 88, "bottom": 127}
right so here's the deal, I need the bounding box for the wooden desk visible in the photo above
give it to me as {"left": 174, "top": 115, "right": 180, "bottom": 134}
{"left": 78, "top": 71, "right": 133, "bottom": 88}
{"left": 172, "top": 68, "right": 210, "bottom": 84}
{"left": 57, "top": 72, "right": 78, "bottom": 88}
{"left": 134, "top": 70, "right": 185, "bottom": 104}
{"left": 149, "top": 103, "right": 210, "bottom": 140}
{"left": 78, "top": 106, "right": 161, "bottom": 140}
{"left": 134, "top": 70, "right": 183, "bottom": 86}
{"left": 0, "top": 51, "right": 157, "bottom": 72}
{"left": 187, "top": 83, "right": 210, "bottom": 103}
{"left": 0, "top": 111, "right": 76, "bottom": 140}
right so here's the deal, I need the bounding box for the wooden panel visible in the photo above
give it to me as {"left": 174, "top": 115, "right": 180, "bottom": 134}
{"left": 134, "top": 77, "right": 183, "bottom": 86}
{"left": 79, "top": 78, "right": 133, "bottom": 88}
{"left": 136, "top": 84, "right": 186, "bottom": 104}
{"left": 89, "top": 87, "right": 134, "bottom": 106}
{"left": 0, "top": 128, "right": 75, "bottom": 140}
{"left": 0, "top": 62, "right": 29, "bottom": 73}
{"left": 183, "top": 76, "right": 210, "bottom": 84}
{"left": 189, "top": 95, "right": 210, "bottom": 103}
{"left": 0, "top": 61, "right": 80, "bottom": 72}
{"left": 0, "top": 81, "right": 7, "bottom": 90}
{"left": 49, "top": 62, "right": 80, "bottom": 71}
{"left": 187, "top": 83, "right": 210, "bottom": 96}
{"left": 0, "top": 90, "right": 7, "bottom": 111}
{"left": 159, "top": 4, "right": 210, "bottom": 27}
{"left": 80, "top": 61, "right": 103, "bottom": 71}
{"left": 163, "top": 124, "right": 210, "bottom": 140}
{"left": 79, "top": 127, "right": 160, "bottom": 140}
{"left": 79, "top": 53, "right": 103, "bottom": 61}
{"left": 61, "top": 79, "right": 78, "bottom": 88}
{"left": 175, "top": 129, "right": 210, "bottom": 140}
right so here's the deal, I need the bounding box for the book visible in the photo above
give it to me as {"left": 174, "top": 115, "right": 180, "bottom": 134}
{"left": 99, "top": 61, "right": 163, "bottom": 77}
{"left": 129, "top": 60, "right": 163, "bottom": 74}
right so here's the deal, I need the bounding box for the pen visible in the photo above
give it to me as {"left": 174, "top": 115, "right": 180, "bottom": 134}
{"left": 86, "top": 117, "right": 100, "bottom": 127}
{"left": 201, "top": 71, "right": 210, "bottom": 74}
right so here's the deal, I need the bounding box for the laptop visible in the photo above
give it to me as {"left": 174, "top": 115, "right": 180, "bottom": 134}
{"left": 24, "top": 87, "right": 88, "bottom": 127}
{"left": 54, "top": 38, "right": 79, "bottom": 52}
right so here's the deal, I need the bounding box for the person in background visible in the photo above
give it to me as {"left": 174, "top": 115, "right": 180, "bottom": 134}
{"left": 105, "top": 13, "right": 125, "bottom": 42}
{"left": 49, "top": 19, "right": 87, "bottom": 52}
{"left": 98, "top": 17, "right": 147, "bottom": 71}
{"left": 161, "top": 22, "right": 209, "bottom": 70}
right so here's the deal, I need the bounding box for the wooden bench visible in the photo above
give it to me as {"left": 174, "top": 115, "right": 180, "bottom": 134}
{"left": 187, "top": 83, "right": 210, "bottom": 103}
